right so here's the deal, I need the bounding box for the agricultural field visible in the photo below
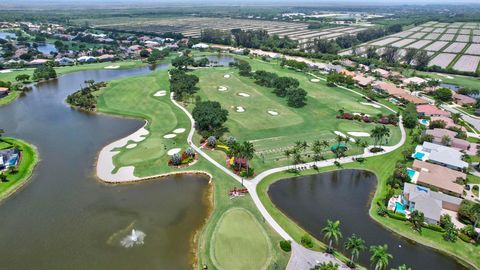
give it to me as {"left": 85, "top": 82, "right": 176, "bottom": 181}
{"left": 188, "top": 55, "right": 401, "bottom": 172}
{"left": 90, "top": 17, "right": 368, "bottom": 47}
{"left": 340, "top": 21, "right": 480, "bottom": 73}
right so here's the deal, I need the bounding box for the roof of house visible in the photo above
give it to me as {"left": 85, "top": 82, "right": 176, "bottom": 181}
{"left": 421, "top": 142, "right": 468, "bottom": 169}
{"left": 373, "top": 68, "right": 389, "bottom": 77}
{"left": 373, "top": 81, "right": 405, "bottom": 96}
{"left": 430, "top": 116, "right": 466, "bottom": 131}
{"left": 403, "top": 183, "right": 462, "bottom": 221}
{"left": 353, "top": 74, "right": 375, "bottom": 86}
{"left": 29, "top": 59, "right": 49, "bottom": 64}
{"left": 416, "top": 105, "right": 451, "bottom": 117}
{"left": 454, "top": 94, "right": 476, "bottom": 105}
{"left": 413, "top": 160, "right": 465, "bottom": 196}
{"left": 403, "top": 76, "right": 427, "bottom": 85}
{"left": 395, "top": 92, "right": 428, "bottom": 105}
{"left": 425, "top": 128, "right": 457, "bottom": 140}
{"left": 339, "top": 69, "right": 355, "bottom": 77}
{"left": 0, "top": 87, "right": 9, "bottom": 92}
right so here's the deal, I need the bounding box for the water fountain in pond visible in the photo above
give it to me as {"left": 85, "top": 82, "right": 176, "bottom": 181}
{"left": 120, "top": 229, "right": 146, "bottom": 248}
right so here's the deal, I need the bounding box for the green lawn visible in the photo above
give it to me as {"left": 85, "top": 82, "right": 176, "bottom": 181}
{"left": 257, "top": 128, "right": 480, "bottom": 270}
{"left": 0, "top": 137, "right": 39, "bottom": 201}
{"left": 404, "top": 69, "right": 480, "bottom": 89}
{"left": 188, "top": 56, "right": 401, "bottom": 172}
{"left": 0, "top": 91, "right": 20, "bottom": 107}
{"left": 94, "top": 62, "right": 290, "bottom": 269}
{"left": 211, "top": 208, "right": 272, "bottom": 270}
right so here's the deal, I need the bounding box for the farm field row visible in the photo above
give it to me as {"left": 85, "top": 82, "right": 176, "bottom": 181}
{"left": 340, "top": 21, "right": 480, "bottom": 73}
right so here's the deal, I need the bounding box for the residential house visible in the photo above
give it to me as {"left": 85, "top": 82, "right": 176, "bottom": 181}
{"left": 339, "top": 69, "right": 355, "bottom": 77}
{"left": 77, "top": 56, "right": 96, "bottom": 63}
{"left": 97, "top": 54, "right": 115, "bottom": 62}
{"left": 192, "top": 43, "right": 209, "bottom": 49}
{"left": 430, "top": 116, "right": 466, "bottom": 131}
{"left": 416, "top": 142, "right": 468, "bottom": 170}
{"left": 353, "top": 74, "right": 375, "bottom": 87}
{"left": 372, "top": 68, "right": 390, "bottom": 78}
{"left": 416, "top": 105, "right": 451, "bottom": 117}
{"left": 395, "top": 92, "right": 429, "bottom": 105}
{"left": 54, "top": 57, "right": 74, "bottom": 66}
{"left": 402, "top": 76, "right": 427, "bottom": 85}
{"left": 403, "top": 183, "right": 463, "bottom": 224}
{"left": 412, "top": 160, "right": 466, "bottom": 197}
{"left": 425, "top": 128, "right": 471, "bottom": 151}
{"left": 28, "top": 59, "right": 49, "bottom": 66}
{"left": 453, "top": 94, "right": 476, "bottom": 106}
{"left": 0, "top": 148, "right": 19, "bottom": 170}
{"left": 373, "top": 81, "right": 404, "bottom": 96}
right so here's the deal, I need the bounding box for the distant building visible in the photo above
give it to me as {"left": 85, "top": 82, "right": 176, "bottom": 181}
{"left": 453, "top": 94, "right": 476, "bottom": 106}
{"left": 416, "top": 105, "right": 451, "bottom": 117}
{"left": 412, "top": 160, "right": 466, "bottom": 197}
{"left": 54, "top": 57, "right": 74, "bottom": 66}
{"left": 415, "top": 142, "right": 468, "bottom": 171}
{"left": 77, "top": 56, "right": 97, "bottom": 63}
{"left": 192, "top": 43, "right": 209, "bottom": 49}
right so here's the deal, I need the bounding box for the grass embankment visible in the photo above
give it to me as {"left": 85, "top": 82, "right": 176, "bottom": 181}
{"left": 0, "top": 137, "right": 38, "bottom": 201}
{"left": 0, "top": 60, "right": 146, "bottom": 107}
{"left": 95, "top": 65, "right": 290, "bottom": 269}
{"left": 188, "top": 55, "right": 401, "bottom": 173}
{"left": 257, "top": 130, "right": 480, "bottom": 269}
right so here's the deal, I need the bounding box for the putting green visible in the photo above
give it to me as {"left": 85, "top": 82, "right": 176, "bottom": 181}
{"left": 191, "top": 55, "right": 401, "bottom": 171}
{"left": 211, "top": 208, "right": 271, "bottom": 270}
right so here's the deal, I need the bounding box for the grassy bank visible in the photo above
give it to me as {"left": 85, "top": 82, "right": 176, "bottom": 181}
{"left": 257, "top": 129, "right": 480, "bottom": 269}
{"left": 0, "top": 137, "right": 39, "bottom": 202}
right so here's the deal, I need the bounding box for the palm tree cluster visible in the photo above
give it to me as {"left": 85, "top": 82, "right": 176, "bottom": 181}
{"left": 229, "top": 140, "right": 255, "bottom": 176}
{"left": 371, "top": 125, "right": 391, "bottom": 149}
{"left": 284, "top": 140, "right": 308, "bottom": 168}
{"left": 311, "top": 139, "right": 329, "bottom": 161}
{"left": 316, "top": 219, "right": 406, "bottom": 270}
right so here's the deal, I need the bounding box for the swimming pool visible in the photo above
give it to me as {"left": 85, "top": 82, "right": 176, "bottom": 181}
{"left": 413, "top": 152, "right": 425, "bottom": 160}
{"left": 395, "top": 202, "right": 406, "bottom": 214}
{"left": 419, "top": 119, "right": 429, "bottom": 126}
{"left": 407, "top": 168, "right": 416, "bottom": 179}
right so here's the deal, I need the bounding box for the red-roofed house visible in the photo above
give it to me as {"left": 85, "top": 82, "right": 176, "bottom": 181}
{"left": 453, "top": 94, "right": 476, "bottom": 106}
{"left": 353, "top": 74, "right": 375, "bottom": 87}
{"left": 0, "top": 87, "right": 9, "bottom": 98}
{"left": 416, "top": 105, "right": 451, "bottom": 117}
{"left": 373, "top": 82, "right": 404, "bottom": 96}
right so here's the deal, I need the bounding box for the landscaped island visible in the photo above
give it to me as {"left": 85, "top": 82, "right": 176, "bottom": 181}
{"left": 0, "top": 136, "right": 38, "bottom": 201}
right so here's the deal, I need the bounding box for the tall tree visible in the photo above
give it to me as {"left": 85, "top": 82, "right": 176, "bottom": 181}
{"left": 409, "top": 210, "right": 425, "bottom": 233}
{"left": 370, "top": 244, "right": 393, "bottom": 270}
{"left": 344, "top": 234, "right": 366, "bottom": 267}
{"left": 322, "top": 219, "right": 343, "bottom": 253}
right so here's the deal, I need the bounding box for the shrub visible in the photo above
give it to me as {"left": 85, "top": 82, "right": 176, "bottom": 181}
{"left": 279, "top": 240, "right": 292, "bottom": 252}
{"left": 185, "top": 147, "right": 195, "bottom": 157}
{"left": 171, "top": 153, "right": 182, "bottom": 166}
{"left": 301, "top": 234, "right": 314, "bottom": 248}
{"left": 207, "top": 136, "right": 217, "bottom": 148}
{"left": 377, "top": 205, "right": 388, "bottom": 217}
{"left": 423, "top": 223, "right": 445, "bottom": 232}
{"left": 370, "top": 147, "right": 384, "bottom": 153}
{"left": 458, "top": 232, "right": 472, "bottom": 243}
{"left": 387, "top": 210, "right": 408, "bottom": 221}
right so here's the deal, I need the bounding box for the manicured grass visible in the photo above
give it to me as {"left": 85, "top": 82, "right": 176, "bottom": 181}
{"left": 0, "top": 60, "right": 145, "bottom": 83}
{"left": 94, "top": 63, "right": 290, "bottom": 269}
{"left": 0, "top": 137, "right": 38, "bottom": 201}
{"left": 257, "top": 129, "right": 480, "bottom": 270}
{"left": 405, "top": 69, "right": 480, "bottom": 89}
{"left": 189, "top": 56, "right": 401, "bottom": 172}
{"left": 0, "top": 91, "right": 20, "bottom": 107}
{"left": 211, "top": 208, "right": 272, "bottom": 270}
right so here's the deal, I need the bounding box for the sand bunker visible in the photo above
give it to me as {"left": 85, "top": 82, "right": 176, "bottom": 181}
{"left": 154, "top": 90, "right": 167, "bottom": 97}
{"left": 104, "top": 65, "right": 120, "bottom": 69}
{"left": 267, "top": 110, "right": 279, "bottom": 116}
{"left": 361, "top": 102, "right": 381, "bottom": 108}
{"left": 173, "top": 128, "right": 186, "bottom": 134}
{"left": 0, "top": 69, "right": 12, "bottom": 73}
{"left": 167, "top": 148, "right": 181, "bottom": 156}
{"left": 238, "top": 92, "right": 250, "bottom": 97}
{"left": 224, "top": 74, "right": 231, "bottom": 78}
{"left": 310, "top": 78, "right": 320, "bottom": 82}
{"left": 163, "top": 134, "right": 176, "bottom": 139}
{"left": 334, "top": 131, "right": 356, "bottom": 142}
{"left": 436, "top": 73, "right": 454, "bottom": 79}
{"left": 236, "top": 106, "right": 245, "bottom": 112}
{"left": 126, "top": 143, "right": 137, "bottom": 149}
{"left": 353, "top": 112, "right": 370, "bottom": 117}
{"left": 218, "top": 86, "right": 228, "bottom": 92}
{"left": 348, "top": 132, "right": 370, "bottom": 137}
{"left": 97, "top": 126, "right": 149, "bottom": 182}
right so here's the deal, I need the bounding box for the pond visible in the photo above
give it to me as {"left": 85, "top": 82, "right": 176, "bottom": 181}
{"left": 0, "top": 31, "right": 17, "bottom": 39}
{"left": 36, "top": 43, "right": 58, "bottom": 55}
{"left": 195, "top": 55, "right": 235, "bottom": 67}
{"left": 268, "top": 169, "right": 467, "bottom": 270}
{"left": 0, "top": 65, "right": 212, "bottom": 269}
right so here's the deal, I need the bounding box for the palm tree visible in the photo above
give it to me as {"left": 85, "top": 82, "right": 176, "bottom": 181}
{"left": 371, "top": 126, "right": 383, "bottom": 147}
{"left": 311, "top": 140, "right": 324, "bottom": 161}
{"left": 344, "top": 234, "right": 366, "bottom": 267}
{"left": 409, "top": 210, "right": 425, "bottom": 233}
{"left": 393, "top": 264, "right": 412, "bottom": 270}
{"left": 0, "top": 173, "right": 7, "bottom": 182}
{"left": 380, "top": 125, "right": 391, "bottom": 145}
{"left": 370, "top": 244, "right": 393, "bottom": 270}
{"left": 322, "top": 219, "right": 342, "bottom": 253}
{"left": 242, "top": 141, "right": 255, "bottom": 177}
{"left": 231, "top": 142, "right": 243, "bottom": 171}
{"left": 313, "top": 262, "right": 339, "bottom": 270}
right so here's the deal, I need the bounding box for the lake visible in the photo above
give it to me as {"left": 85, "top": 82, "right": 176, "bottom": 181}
{"left": 0, "top": 65, "right": 211, "bottom": 269}
{"left": 268, "top": 169, "right": 467, "bottom": 270}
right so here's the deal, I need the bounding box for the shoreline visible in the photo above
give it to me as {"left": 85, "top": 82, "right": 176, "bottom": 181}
{"left": 0, "top": 138, "right": 39, "bottom": 204}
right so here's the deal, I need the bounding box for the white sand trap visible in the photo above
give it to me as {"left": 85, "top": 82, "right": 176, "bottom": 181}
{"left": 96, "top": 126, "right": 149, "bottom": 182}
{"left": 224, "top": 74, "right": 231, "bottom": 78}
{"left": 361, "top": 102, "right": 381, "bottom": 108}
{"left": 348, "top": 132, "right": 370, "bottom": 137}
{"left": 163, "top": 134, "right": 176, "bottom": 139}
{"left": 0, "top": 69, "right": 12, "bottom": 73}
{"left": 154, "top": 90, "right": 167, "bottom": 97}
{"left": 173, "top": 128, "right": 186, "bottom": 134}
{"left": 353, "top": 112, "right": 370, "bottom": 117}
{"left": 238, "top": 92, "right": 250, "bottom": 97}
{"left": 167, "top": 148, "right": 181, "bottom": 156}
{"left": 267, "top": 110, "right": 279, "bottom": 116}
{"left": 236, "top": 106, "right": 245, "bottom": 112}
{"left": 436, "top": 73, "right": 454, "bottom": 79}
{"left": 334, "top": 131, "right": 356, "bottom": 142}
{"left": 126, "top": 143, "right": 137, "bottom": 149}
{"left": 104, "top": 65, "right": 120, "bottom": 69}
{"left": 218, "top": 86, "right": 228, "bottom": 92}
{"left": 310, "top": 78, "right": 320, "bottom": 82}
